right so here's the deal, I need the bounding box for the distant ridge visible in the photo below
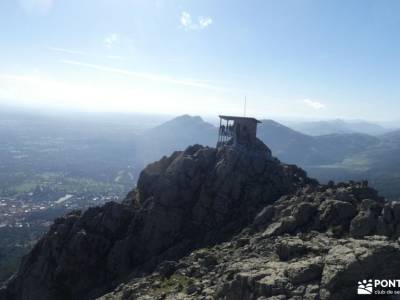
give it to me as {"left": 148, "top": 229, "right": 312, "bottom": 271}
{"left": 287, "top": 119, "right": 389, "bottom": 136}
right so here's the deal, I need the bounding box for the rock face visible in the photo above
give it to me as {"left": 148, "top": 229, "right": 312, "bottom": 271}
{"left": 1, "top": 139, "right": 313, "bottom": 300}
{"left": 3, "top": 203, "right": 135, "bottom": 300}
{"left": 98, "top": 183, "right": 400, "bottom": 300}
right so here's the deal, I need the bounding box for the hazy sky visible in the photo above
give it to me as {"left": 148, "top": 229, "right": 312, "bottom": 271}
{"left": 1, "top": 0, "right": 400, "bottom": 120}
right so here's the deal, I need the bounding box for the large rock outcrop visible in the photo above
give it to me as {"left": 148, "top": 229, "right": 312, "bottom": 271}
{"left": 99, "top": 182, "right": 400, "bottom": 300}
{"left": 2, "top": 140, "right": 313, "bottom": 300}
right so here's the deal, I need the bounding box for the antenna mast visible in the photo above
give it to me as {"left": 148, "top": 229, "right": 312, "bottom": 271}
{"left": 244, "top": 96, "right": 247, "bottom": 117}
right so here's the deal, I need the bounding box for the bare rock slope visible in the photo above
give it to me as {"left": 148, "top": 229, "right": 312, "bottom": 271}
{"left": 100, "top": 182, "right": 400, "bottom": 300}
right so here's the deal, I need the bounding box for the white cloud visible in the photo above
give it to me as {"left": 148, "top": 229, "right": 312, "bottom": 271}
{"left": 104, "top": 33, "right": 119, "bottom": 48}
{"left": 180, "top": 11, "right": 192, "bottom": 28}
{"left": 303, "top": 99, "right": 326, "bottom": 110}
{"left": 18, "top": 0, "right": 54, "bottom": 14}
{"left": 180, "top": 11, "right": 213, "bottom": 31}
{"left": 199, "top": 16, "right": 213, "bottom": 28}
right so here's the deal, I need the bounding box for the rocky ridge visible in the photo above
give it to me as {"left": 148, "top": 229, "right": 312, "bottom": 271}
{"left": 1, "top": 139, "right": 313, "bottom": 300}
{"left": 99, "top": 182, "right": 400, "bottom": 300}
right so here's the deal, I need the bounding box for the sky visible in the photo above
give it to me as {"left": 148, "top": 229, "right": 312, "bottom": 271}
{"left": 1, "top": 0, "right": 400, "bottom": 121}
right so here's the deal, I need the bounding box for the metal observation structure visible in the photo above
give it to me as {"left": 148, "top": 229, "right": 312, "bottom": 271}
{"left": 217, "top": 115, "right": 261, "bottom": 147}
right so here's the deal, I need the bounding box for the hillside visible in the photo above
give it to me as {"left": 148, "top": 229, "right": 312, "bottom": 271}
{"left": 287, "top": 119, "right": 389, "bottom": 136}
{"left": 319, "top": 129, "right": 400, "bottom": 199}
{"left": 258, "top": 120, "right": 380, "bottom": 165}
{"left": 135, "top": 115, "right": 217, "bottom": 164}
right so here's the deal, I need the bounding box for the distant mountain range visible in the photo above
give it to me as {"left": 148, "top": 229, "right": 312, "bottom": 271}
{"left": 285, "top": 119, "right": 390, "bottom": 136}
{"left": 143, "top": 115, "right": 382, "bottom": 167}
{"left": 257, "top": 120, "right": 380, "bottom": 165}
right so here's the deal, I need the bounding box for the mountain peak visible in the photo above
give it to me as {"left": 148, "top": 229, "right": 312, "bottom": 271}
{"left": 162, "top": 114, "right": 205, "bottom": 126}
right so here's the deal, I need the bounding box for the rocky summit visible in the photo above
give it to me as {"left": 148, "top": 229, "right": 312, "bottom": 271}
{"left": 2, "top": 139, "right": 400, "bottom": 300}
